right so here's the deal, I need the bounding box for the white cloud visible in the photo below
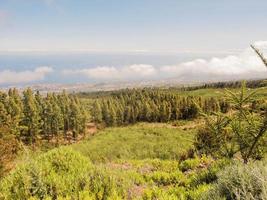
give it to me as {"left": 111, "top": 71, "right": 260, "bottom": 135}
{"left": 80, "top": 67, "right": 118, "bottom": 79}
{"left": 62, "top": 42, "right": 267, "bottom": 82}
{"left": 254, "top": 41, "right": 267, "bottom": 49}
{"left": 63, "top": 64, "right": 156, "bottom": 80}
{"left": 122, "top": 64, "right": 156, "bottom": 77}
{"left": 160, "top": 50, "right": 265, "bottom": 77}
{"left": 0, "top": 66, "right": 53, "bottom": 85}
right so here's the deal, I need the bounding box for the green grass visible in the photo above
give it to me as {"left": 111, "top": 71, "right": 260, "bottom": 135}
{"left": 72, "top": 123, "right": 195, "bottom": 162}
{"left": 177, "top": 87, "right": 267, "bottom": 99}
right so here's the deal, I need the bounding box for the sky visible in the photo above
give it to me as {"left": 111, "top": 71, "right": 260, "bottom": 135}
{"left": 0, "top": 0, "right": 267, "bottom": 86}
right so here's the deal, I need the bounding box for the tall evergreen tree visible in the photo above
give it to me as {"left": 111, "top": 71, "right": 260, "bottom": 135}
{"left": 21, "top": 88, "right": 40, "bottom": 144}
{"left": 69, "top": 98, "right": 81, "bottom": 139}
{"left": 91, "top": 100, "right": 103, "bottom": 123}
{"left": 58, "top": 90, "right": 71, "bottom": 139}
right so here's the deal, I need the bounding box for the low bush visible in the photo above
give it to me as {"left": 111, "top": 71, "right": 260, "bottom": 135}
{"left": 142, "top": 187, "right": 180, "bottom": 200}
{"left": 188, "top": 159, "right": 230, "bottom": 188}
{"left": 187, "top": 184, "right": 212, "bottom": 200}
{"left": 203, "top": 160, "right": 267, "bottom": 200}
{"left": 179, "top": 156, "right": 213, "bottom": 172}
{"left": 0, "top": 134, "right": 21, "bottom": 178}
{"left": 0, "top": 147, "right": 93, "bottom": 200}
{"left": 145, "top": 171, "right": 185, "bottom": 186}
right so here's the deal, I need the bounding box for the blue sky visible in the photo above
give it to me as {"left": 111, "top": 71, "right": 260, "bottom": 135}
{"left": 0, "top": 0, "right": 267, "bottom": 86}
{"left": 1, "top": 0, "right": 267, "bottom": 53}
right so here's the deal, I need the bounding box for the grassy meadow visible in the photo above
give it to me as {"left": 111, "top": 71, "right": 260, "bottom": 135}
{"left": 71, "top": 122, "right": 196, "bottom": 162}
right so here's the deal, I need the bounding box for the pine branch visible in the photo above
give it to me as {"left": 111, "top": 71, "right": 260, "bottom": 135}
{"left": 251, "top": 45, "right": 267, "bottom": 68}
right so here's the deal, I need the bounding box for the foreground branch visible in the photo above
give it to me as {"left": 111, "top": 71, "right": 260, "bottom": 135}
{"left": 251, "top": 45, "right": 267, "bottom": 67}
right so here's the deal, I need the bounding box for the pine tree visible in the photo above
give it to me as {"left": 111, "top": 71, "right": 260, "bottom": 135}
{"left": 109, "top": 104, "right": 117, "bottom": 126}
{"left": 124, "top": 106, "right": 132, "bottom": 124}
{"left": 21, "top": 88, "right": 40, "bottom": 144}
{"left": 79, "top": 105, "right": 88, "bottom": 137}
{"left": 42, "top": 96, "right": 52, "bottom": 141}
{"left": 0, "top": 102, "right": 9, "bottom": 130}
{"left": 49, "top": 94, "right": 63, "bottom": 143}
{"left": 69, "top": 97, "right": 81, "bottom": 139}
{"left": 92, "top": 100, "right": 103, "bottom": 123}
{"left": 58, "top": 90, "right": 71, "bottom": 139}
{"left": 195, "top": 82, "right": 267, "bottom": 163}
{"left": 116, "top": 104, "right": 124, "bottom": 125}
{"left": 6, "top": 95, "right": 22, "bottom": 138}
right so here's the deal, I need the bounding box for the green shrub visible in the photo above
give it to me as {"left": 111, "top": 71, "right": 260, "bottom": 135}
{"left": 0, "top": 147, "right": 93, "bottom": 199}
{"left": 145, "top": 171, "right": 185, "bottom": 186}
{"left": 179, "top": 156, "right": 213, "bottom": 172}
{"left": 188, "top": 159, "right": 230, "bottom": 188}
{"left": 203, "top": 160, "right": 267, "bottom": 200}
{"left": 142, "top": 187, "right": 179, "bottom": 200}
{"left": 87, "top": 170, "right": 126, "bottom": 200}
{"left": 136, "top": 159, "right": 179, "bottom": 173}
{"left": 142, "top": 185, "right": 213, "bottom": 200}
{"left": 187, "top": 184, "right": 212, "bottom": 200}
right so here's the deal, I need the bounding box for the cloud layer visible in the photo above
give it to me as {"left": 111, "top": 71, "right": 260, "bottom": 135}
{"left": 63, "top": 64, "right": 157, "bottom": 81}
{"left": 0, "top": 67, "right": 53, "bottom": 85}
{"left": 254, "top": 41, "right": 267, "bottom": 48}
{"left": 0, "top": 41, "right": 267, "bottom": 85}
{"left": 62, "top": 41, "right": 267, "bottom": 82}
